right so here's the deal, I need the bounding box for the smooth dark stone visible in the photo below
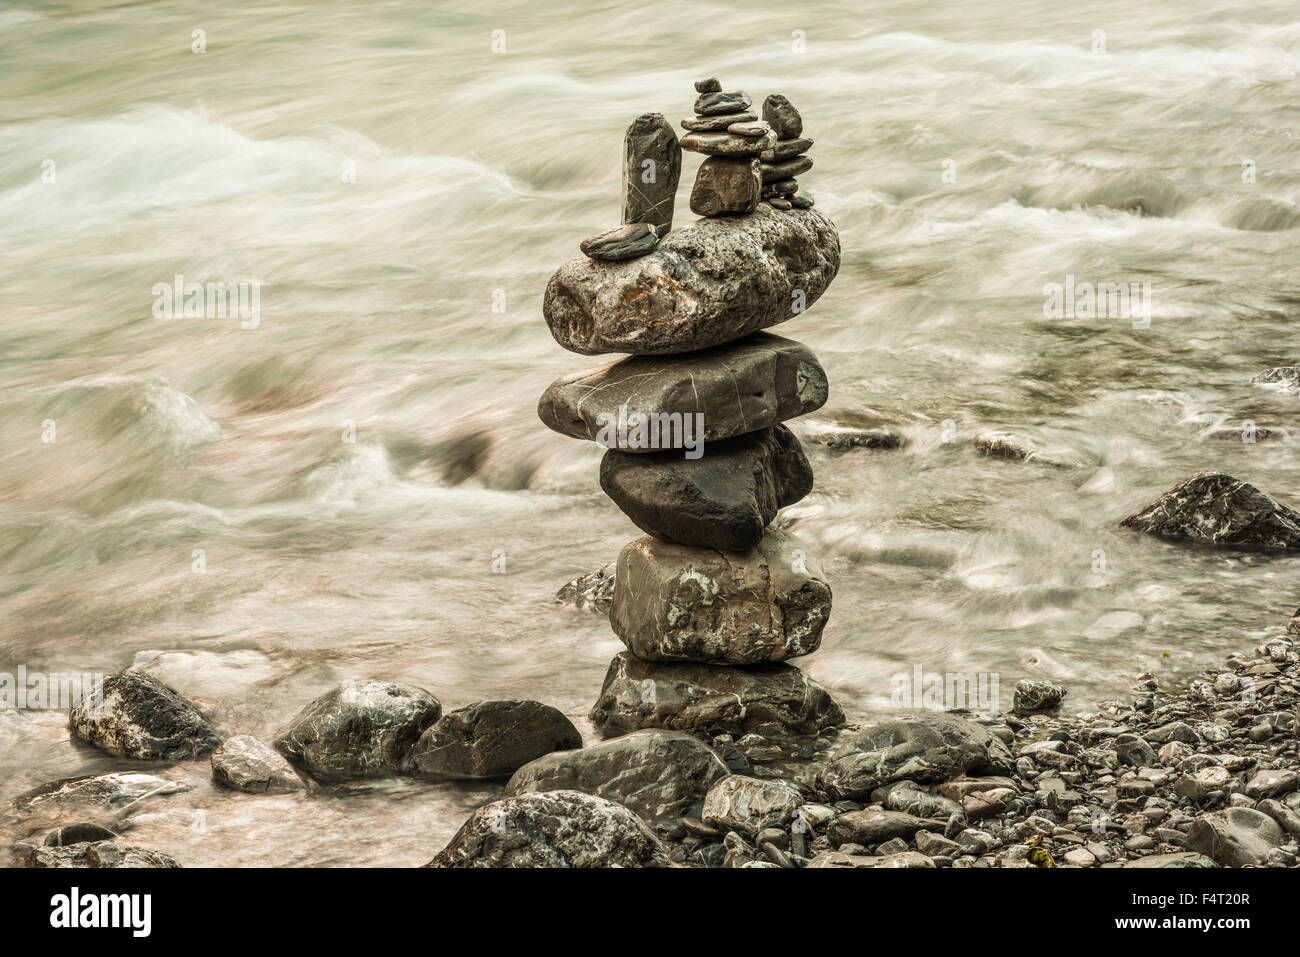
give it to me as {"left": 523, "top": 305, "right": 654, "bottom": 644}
{"left": 211, "top": 734, "right": 307, "bottom": 793}
{"left": 695, "top": 77, "right": 722, "bottom": 93}
{"left": 409, "top": 699, "right": 581, "bottom": 780}
{"left": 791, "top": 193, "right": 815, "bottom": 209}
{"left": 761, "top": 155, "right": 813, "bottom": 183}
{"left": 505, "top": 729, "right": 728, "bottom": 820}
{"left": 691, "top": 155, "right": 761, "bottom": 216}
{"left": 579, "top": 222, "right": 658, "bottom": 261}
{"left": 762, "top": 94, "right": 803, "bottom": 139}
{"left": 681, "top": 130, "right": 776, "bottom": 156}
{"left": 544, "top": 205, "right": 840, "bottom": 355}
{"left": 68, "top": 670, "right": 220, "bottom": 761}
{"left": 761, "top": 137, "right": 814, "bottom": 162}
{"left": 537, "top": 331, "right": 828, "bottom": 447}
{"left": 1120, "top": 471, "right": 1300, "bottom": 550}
{"left": 769, "top": 198, "right": 793, "bottom": 210}
{"left": 44, "top": 823, "right": 119, "bottom": 847}
{"left": 694, "top": 90, "right": 752, "bottom": 116}
{"left": 607, "top": 527, "right": 831, "bottom": 665}
{"left": 589, "top": 651, "right": 845, "bottom": 738}
{"left": 622, "top": 113, "right": 681, "bottom": 235}
{"left": 682, "top": 110, "right": 757, "bottom": 132}
{"left": 600, "top": 425, "right": 814, "bottom": 552}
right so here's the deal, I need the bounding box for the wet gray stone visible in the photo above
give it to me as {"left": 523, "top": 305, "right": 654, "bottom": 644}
{"left": 544, "top": 205, "right": 840, "bottom": 356}
{"left": 579, "top": 222, "right": 658, "bottom": 261}
{"left": 1012, "top": 680, "right": 1068, "bottom": 715}
{"left": 681, "top": 110, "right": 757, "bottom": 132}
{"left": 409, "top": 699, "right": 581, "bottom": 780}
{"left": 1121, "top": 471, "right": 1300, "bottom": 550}
{"left": 68, "top": 670, "right": 219, "bottom": 761}
{"left": 761, "top": 155, "right": 813, "bottom": 183}
{"left": 211, "top": 734, "right": 307, "bottom": 793}
{"left": 20, "top": 841, "right": 182, "bottom": 869}
{"left": 681, "top": 130, "right": 776, "bottom": 156}
{"left": 600, "top": 426, "right": 814, "bottom": 552}
{"left": 695, "top": 77, "right": 721, "bottom": 94}
{"left": 761, "top": 137, "right": 814, "bottom": 162}
{"left": 622, "top": 113, "right": 681, "bottom": 235}
{"left": 762, "top": 94, "right": 803, "bottom": 139}
{"left": 44, "top": 823, "right": 119, "bottom": 846}
{"left": 691, "top": 155, "right": 762, "bottom": 216}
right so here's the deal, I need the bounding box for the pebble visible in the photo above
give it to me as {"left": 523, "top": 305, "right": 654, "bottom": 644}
{"left": 579, "top": 222, "right": 658, "bottom": 261}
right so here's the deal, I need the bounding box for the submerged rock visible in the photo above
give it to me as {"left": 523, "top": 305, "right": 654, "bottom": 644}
{"left": 600, "top": 426, "right": 814, "bottom": 552}
{"left": 828, "top": 809, "right": 946, "bottom": 846}
{"left": 68, "top": 670, "right": 220, "bottom": 761}
{"left": 273, "top": 679, "right": 442, "bottom": 782}
{"left": 1252, "top": 366, "right": 1300, "bottom": 394}
{"left": 538, "top": 332, "right": 828, "bottom": 449}
{"left": 974, "top": 431, "right": 1081, "bottom": 467}
{"left": 762, "top": 94, "right": 803, "bottom": 139}
{"left": 816, "top": 713, "right": 1015, "bottom": 801}
{"left": 702, "top": 775, "right": 803, "bottom": 836}
{"left": 505, "top": 729, "right": 727, "bottom": 820}
{"left": 1120, "top": 471, "right": 1300, "bottom": 550}
{"left": 608, "top": 528, "right": 831, "bottom": 664}
{"left": 794, "top": 420, "right": 905, "bottom": 451}
{"left": 543, "top": 205, "right": 840, "bottom": 355}
{"left": 1012, "top": 680, "right": 1067, "bottom": 716}
{"left": 589, "top": 651, "right": 844, "bottom": 738}
{"left": 409, "top": 699, "right": 581, "bottom": 780}
{"left": 427, "top": 790, "right": 671, "bottom": 868}
{"left": 555, "top": 562, "right": 615, "bottom": 614}
{"left": 1185, "top": 807, "right": 1286, "bottom": 867}
{"left": 20, "top": 841, "right": 181, "bottom": 869}
{"left": 44, "top": 823, "right": 119, "bottom": 846}
{"left": 211, "top": 734, "right": 307, "bottom": 793}
{"left": 15, "top": 772, "right": 191, "bottom": 814}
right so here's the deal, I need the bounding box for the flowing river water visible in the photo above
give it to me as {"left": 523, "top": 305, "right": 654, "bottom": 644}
{"left": 1, "top": 0, "right": 1298, "bottom": 865}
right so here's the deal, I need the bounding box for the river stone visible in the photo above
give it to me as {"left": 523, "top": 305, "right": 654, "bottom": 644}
{"left": 589, "top": 651, "right": 844, "bottom": 738}
{"left": 815, "top": 713, "right": 1016, "bottom": 801}
{"left": 15, "top": 772, "right": 191, "bottom": 813}
{"left": 1123, "top": 851, "right": 1220, "bottom": 868}
{"left": 68, "top": 670, "right": 220, "bottom": 761}
{"left": 695, "top": 77, "right": 721, "bottom": 94}
{"left": 538, "top": 332, "right": 828, "bottom": 448}
{"left": 681, "top": 110, "right": 757, "bottom": 132}
{"left": 504, "top": 729, "right": 726, "bottom": 820}
{"left": 681, "top": 130, "right": 776, "bottom": 157}
{"left": 1120, "top": 471, "right": 1300, "bottom": 550}
{"left": 807, "top": 850, "right": 935, "bottom": 868}
{"left": 555, "top": 561, "right": 615, "bottom": 613}
{"left": 702, "top": 775, "right": 803, "bottom": 835}
{"left": 694, "top": 90, "right": 751, "bottom": 116}
{"left": 544, "top": 204, "right": 840, "bottom": 355}
{"left": 761, "top": 137, "right": 814, "bottom": 162}
{"left": 762, "top": 94, "right": 803, "bottom": 139}
{"left": 409, "top": 699, "right": 581, "bottom": 780}
{"left": 622, "top": 113, "right": 681, "bottom": 235}
{"left": 273, "top": 679, "right": 441, "bottom": 782}
{"left": 1252, "top": 366, "right": 1300, "bottom": 394}
{"left": 211, "top": 734, "right": 306, "bottom": 793}
{"left": 691, "top": 155, "right": 762, "bottom": 216}
{"left": 600, "top": 426, "right": 814, "bottom": 552}
{"left": 828, "top": 809, "right": 945, "bottom": 846}
{"left": 608, "top": 527, "right": 830, "bottom": 664}
{"left": 426, "top": 790, "right": 671, "bottom": 868}
{"left": 579, "top": 222, "right": 658, "bottom": 261}
{"left": 761, "top": 155, "right": 813, "bottom": 183}
{"left": 20, "top": 841, "right": 182, "bottom": 869}
{"left": 1185, "top": 807, "right": 1286, "bottom": 867}
{"left": 45, "top": 823, "right": 119, "bottom": 846}
{"left": 1012, "top": 679, "right": 1067, "bottom": 715}
{"left": 727, "top": 120, "right": 772, "bottom": 138}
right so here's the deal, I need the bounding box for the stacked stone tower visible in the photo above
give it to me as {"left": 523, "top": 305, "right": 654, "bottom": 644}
{"left": 540, "top": 79, "right": 844, "bottom": 745}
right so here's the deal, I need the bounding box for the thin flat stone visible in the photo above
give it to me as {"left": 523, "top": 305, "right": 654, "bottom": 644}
{"left": 761, "top": 155, "right": 813, "bottom": 183}
{"left": 537, "top": 332, "right": 829, "bottom": 447}
{"left": 694, "top": 77, "right": 722, "bottom": 94}
{"left": 760, "top": 137, "right": 814, "bottom": 162}
{"left": 727, "top": 120, "right": 772, "bottom": 137}
{"left": 681, "top": 130, "right": 777, "bottom": 156}
{"left": 682, "top": 110, "right": 757, "bottom": 132}
{"left": 769, "top": 198, "right": 793, "bottom": 210}
{"left": 579, "top": 222, "right": 658, "bottom": 261}
{"left": 694, "top": 90, "right": 752, "bottom": 116}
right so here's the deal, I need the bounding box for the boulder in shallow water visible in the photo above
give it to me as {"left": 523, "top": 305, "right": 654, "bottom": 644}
{"left": 1122, "top": 851, "right": 1219, "bottom": 868}
{"left": 427, "top": 790, "right": 671, "bottom": 868}
{"left": 1120, "top": 471, "right": 1300, "bottom": 550}
{"left": 608, "top": 528, "right": 830, "bottom": 664}
{"left": 600, "top": 427, "right": 814, "bottom": 552}
{"left": 702, "top": 774, "right": 803, "bottom": 836}
{"left": 211, "top": 734, "right": 307, "bottom": 793}
{"left": 15, "top": 772, "right": 190, "bottom": 814}
{"left": 815, "top": 713, "right": 1015, "bottom": 801}
{"left": 589, "top": 651, "right": 844, "bottom": 738}
{"left": 538, "top": 332, "right": 828, "bottom": 449}
{"left": 20, "top": 840, "right": 181, "bottom": 869}
{"left": 543, "top": 205, "right": 840, "bottom": 356}
{"left": 555, "top": 561, "right": 616, "bottom": 614}
{"left": 409, "top": 699, "right": 581, "bottom": 780}
{"left": 1185, "top": 807, "right": 1286, "bottom": 867}
{"left": 505, "top": 729, "right": 727, "bottom": 820}
{"left": 68, "top": 670, "right": 220, "bottom": 761}
{"left": 274, "top": 679, "right": 441, "bottom": 782}
{"left": 44, "top": 823, "right": 119, "bottom": 847}
{"left": 621, "top": 113, "right": 680, "bottom": 235}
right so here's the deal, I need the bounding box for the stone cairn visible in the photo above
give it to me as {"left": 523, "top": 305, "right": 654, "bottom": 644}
{"left": 541, "top": 78, "right": 844, "bottom": 747}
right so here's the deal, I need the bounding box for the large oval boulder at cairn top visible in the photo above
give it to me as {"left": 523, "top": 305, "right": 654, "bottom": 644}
{"left": 537, "top": 332, "right": 828, "bottom": 449}
{"left": 544, "top": 204, "right": 840, "bottom": 356}
{"left": 68, "top": 670, "right": 220, "bottom": 761}
{"left": 408, "top": 699, "right": 581, "bottom": 781}
{"left": 589, "top": 651, "right": 844, "bottom": 739}
{"left": 609, "top": 527, "right": 831, "bottom": 664}
{"left": 273, "top": 679, "right": 441, "bottom": 783}
{"left": 504, "top": 729, "right": 727, "bottom": 821}
{"left": 1121, "top": 471, "right": 1300, "bottom": 550}
{"left": 814, "top": 712, "right": 1016, "bottom": 801}
{"left": 601, "top": 426, "right": 814, "bottom": 551}
{"left": 426, "top": 790, "right": 672, "bottom": 868}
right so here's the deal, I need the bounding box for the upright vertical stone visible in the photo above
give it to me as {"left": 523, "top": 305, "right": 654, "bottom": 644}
{"left": 622, "top": 113, "right": 682, "bottom": 235}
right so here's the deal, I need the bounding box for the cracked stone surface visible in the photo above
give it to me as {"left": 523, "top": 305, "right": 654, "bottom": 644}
{"left": 68, "top": 670, "right": 220, "bottom": 761}
{"left": 609, "top": 527, "right": 830, "bottom": 664}
{"left": 1120, "top": 471, "right": 1300, "bottom": 550}
{"left": 543, "top": 204, "right": 840, "bottom": 355}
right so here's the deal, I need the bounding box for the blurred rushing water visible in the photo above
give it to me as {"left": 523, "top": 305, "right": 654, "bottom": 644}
{"left": 1, "top": 0, "right": 1298, "bottom": 864}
